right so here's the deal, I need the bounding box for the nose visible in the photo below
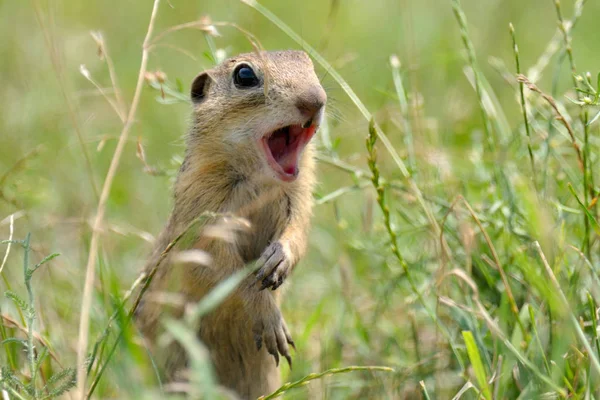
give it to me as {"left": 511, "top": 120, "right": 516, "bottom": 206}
{"left": 296, "top": 86, "right": 327, "bottom": 119}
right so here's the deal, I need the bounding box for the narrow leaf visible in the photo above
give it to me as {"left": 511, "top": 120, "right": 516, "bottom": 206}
{"left": 587, "top": 109, "right": 600, "bottom": 126}
{"left": 5, "top": 291, "right": 29, "bottom": 313}
{"left": 462, "top": 331, "right": 492, "bottom": 400}
{"left": 1, "top": 338, "right": 26, "bottom": 346}
{"left": 32, "top": 252, "right": 60, "bottom": 272}
{"left": 567, "top": 183, "right": 600, "bottom": 234}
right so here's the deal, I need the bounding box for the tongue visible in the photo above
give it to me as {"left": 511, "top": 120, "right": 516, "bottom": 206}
{"left": 269, "top": 134, "right": 287, "bottom": 158}
{"left": 268, "top": 128, "right": 300, "bottom": 175}
{"left": 278, "top": 152, "right": 299, "bottom": 175}
{"left": 266, "top": 125, "right": 317, "bottom": 178}
{"left": 270, "top": 135, "right": 298, "bottom": 175}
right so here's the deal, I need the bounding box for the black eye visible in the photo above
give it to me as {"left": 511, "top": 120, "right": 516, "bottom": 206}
{"left": 233, "top": 64, "right": 259, "bottom": 88}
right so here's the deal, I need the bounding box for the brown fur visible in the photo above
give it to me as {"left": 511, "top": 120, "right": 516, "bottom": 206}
{"left": 136, "top": 51, "right": 326, "bottom": 399}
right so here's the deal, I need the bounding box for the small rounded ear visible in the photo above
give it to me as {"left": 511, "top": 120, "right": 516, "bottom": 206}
{"left": 190, "top": 72, "right": 212, "bottom": 103}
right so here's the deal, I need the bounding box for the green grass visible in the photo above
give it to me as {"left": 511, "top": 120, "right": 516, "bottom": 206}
{"left": 1, "top": 0, "right": 600, "bottom": 398}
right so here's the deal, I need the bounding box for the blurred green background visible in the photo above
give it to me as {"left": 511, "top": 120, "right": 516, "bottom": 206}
{"left": 1, "top": 0, "right": 600, "bottom": 398}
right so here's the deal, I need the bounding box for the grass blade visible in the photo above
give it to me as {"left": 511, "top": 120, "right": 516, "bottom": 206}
{"left": 462, "top": 331, "right": 492, "bottom": 400}
{"left": 258, "top": 366, "right": 394, "bottom": 399}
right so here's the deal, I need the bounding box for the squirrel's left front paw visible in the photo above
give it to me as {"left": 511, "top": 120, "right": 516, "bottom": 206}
{"left": 254, "top": 241, "right": 292, "bottom": 291}
{"left": 252, "top": 306, "right": 295, "bottom": 367}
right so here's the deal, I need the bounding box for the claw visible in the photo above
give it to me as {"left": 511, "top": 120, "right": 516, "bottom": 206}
{"left": 268, "top": 348, "right": 279, "bottom": 366}
{"left": 254, "top": 244, "right": 277, "bottom": 283}
{"left": 282, "top": 324, "right": 295, "bottom": 350}
{"left": 259, "top": 278, "right": 271, "bottom": 291}
{"left": 284, "top": 354, "right": 292, "bottom": 369}
{"left": 272, "top": 276, "right": 284, "bottom": 290}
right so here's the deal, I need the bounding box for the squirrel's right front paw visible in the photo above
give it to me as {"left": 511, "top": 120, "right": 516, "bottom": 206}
{"left": 254, "top": 241, "right": 293, "bottom": 291}
{"left": 252, "top": 309, "right": 295, "bottom": 367}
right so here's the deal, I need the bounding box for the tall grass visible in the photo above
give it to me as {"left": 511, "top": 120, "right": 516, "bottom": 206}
{"left": 1, "top": 0, "right": 599, "bottom": 398}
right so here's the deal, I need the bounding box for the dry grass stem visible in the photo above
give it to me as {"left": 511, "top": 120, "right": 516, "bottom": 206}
{"left": 517, "top": 74, "right": 584, "bottom": 171}
{"left": 0, "top": 214, "right": 14, "bottom": 275}
{"left": 90, "top": 31, "right": 128, "bottom": 117}
{"left": 1, "top": 314, "right": 63, "bottom": 368}
{"left": 75, "top": 0, "right": 162, "bottom": 397}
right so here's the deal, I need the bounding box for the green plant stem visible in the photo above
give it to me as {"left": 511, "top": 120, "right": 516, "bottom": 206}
{"left": 1, "top": 272, "right": 26, "bottom": 327}
{"left": 473, "top": 299, "right": 567, "bottom": 396}
{"left": 21, "top": 233, "right": 38, "bottom": 399}
{"left": 587, "top": 293, "right": 600, "bottom": 364}
{"left": 2, "top": 384, "right": 28, "bottom": 400}
{"left": 258, "top": 366, "right": 394, "bottom": 400}
{"left": 204, "top": 33, "right": 218, "bottom": 64}
{"left": 420, "top": 380, "right": 432, "bottom": 400}
{"left": 553, "top": 0, "right": 578, "bottom": 88}
{"left": 534, "top": 241, "right": 600, "bottom": 376}
{"left": 366, "top": 119, "right": 465, "bottom": 371}
{"left": 451, "top": 0, "right": 496, "bottom": 158}
{"left": 0, "top": 316, "right": 17, "bottom": 370}
{"left": 553, "top": 0, "right": 594, "bottom": 258}
{"left": 509, "top": 23, "right": 536, "bottom": 184}
{"left": 390, "top": 55, "right": 416, "bottom": 172}
{"left": 567, "top": 183, "right": 600, "bottom": 235}
{"left": 583, "top": 109, "right": 591, "bottom": 258}
{"left": 528, "top": 305, "right": 551, "bottom": 375}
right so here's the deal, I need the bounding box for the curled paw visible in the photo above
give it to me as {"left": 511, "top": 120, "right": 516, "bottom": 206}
{"left": 254, "top": 241, "right": 293, "bottom": 291}
{"left": 252, "top": 309, "right": 295, "bottom": 367}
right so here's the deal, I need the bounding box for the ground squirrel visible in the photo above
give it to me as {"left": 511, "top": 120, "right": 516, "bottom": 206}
{"left": 136, "top": 50, "right": 326, "bottom": 399}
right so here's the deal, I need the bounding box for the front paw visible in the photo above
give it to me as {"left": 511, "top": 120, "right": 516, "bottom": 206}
{"left": 252, "top": 307, "right": 295, "bottom": 367}
{"left": 254, "top": 241, "right": 293, "bottom": 291}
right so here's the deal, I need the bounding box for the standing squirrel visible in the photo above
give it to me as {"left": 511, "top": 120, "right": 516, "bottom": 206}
{"left": 136, "top": 50, "right": 326, "bottom": 399}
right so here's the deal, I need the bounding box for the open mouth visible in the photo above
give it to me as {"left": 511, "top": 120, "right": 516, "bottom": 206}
{"left": 260, "top": 124, "right": 317, "bottom": 182}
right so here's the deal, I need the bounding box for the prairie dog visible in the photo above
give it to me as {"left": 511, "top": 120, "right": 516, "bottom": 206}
{"left": 136, "top": 50, "right": 326, "bottom": 399}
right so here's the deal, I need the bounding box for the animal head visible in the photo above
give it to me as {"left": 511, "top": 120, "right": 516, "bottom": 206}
{"left": 188, "top": 50, "right": 326, "bottom": 182}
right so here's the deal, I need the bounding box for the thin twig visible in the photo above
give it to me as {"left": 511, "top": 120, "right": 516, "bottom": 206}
{"left": 0, "top": 146, "right": 44, "bottom": 189}
{"left": 31, "top": 0, "right": 99, "bottom": 199}
{"left": 315, "top": 154, "right": 369, "bottom": 178}
{"left": 0, "top": 214, "right": 14, "bottom": 275}
{"left": 152, "top": 43, "right": 199, "bottom": 61}
{"left": 75, "top": 1, "right": 161, "bottom": 397}
{"left": 149, "top": 20, "right": 263, "bottom": 54}
{"left": 79, "top": 65, "right": 125, "bottom": 122}
{"left": 517, "top": 74, "right": 584, "bottom": 171}
{"left": 94, "top": 31, "right": 128, "bottom": 116}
